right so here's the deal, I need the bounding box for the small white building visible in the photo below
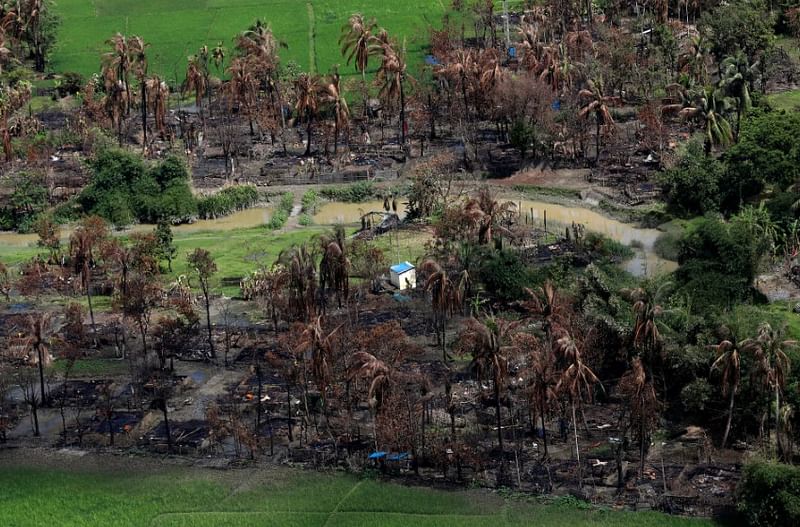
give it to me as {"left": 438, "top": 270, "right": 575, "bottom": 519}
{"left": 389, "top": 262, "right": 416, "bottom": 290}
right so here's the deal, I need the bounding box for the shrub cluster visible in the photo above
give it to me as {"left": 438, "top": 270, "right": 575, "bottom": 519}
{"left": 737, "top": 461, "right": 800, "bottom": 527}
{"left": 79, "top": 150, "right": 196, "bottom": 227}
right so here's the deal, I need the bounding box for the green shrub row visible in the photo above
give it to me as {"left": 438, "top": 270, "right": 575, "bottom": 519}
{"left": 319, "top": 181, "right": 376, "bottom": 203}
{"left": 267, "top": 192, "right": 295, "bottom": 230}
{"left": 197, "top": 186, "right": 260, "bottom": 220}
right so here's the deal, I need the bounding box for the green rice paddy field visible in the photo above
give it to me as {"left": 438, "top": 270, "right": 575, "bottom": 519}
{"left": 0, "top": 462, "right": 718, "bottom": 527}
{"left": 52, "top": 0, "right": 451, "bottom": 79}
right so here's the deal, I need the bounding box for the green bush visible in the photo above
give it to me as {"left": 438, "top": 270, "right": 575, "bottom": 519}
{"left": 301, "top": 189, "right": 319, "bottom": 214}
{"left": 581, "top": 232, "right": 635, "bottom": 258}
{"left": 478, "top": 249, "right": 532, "bottom": 302}
{"left": 738, "top": 461, "right": 800, "bottom": 527}
{"left": 298, "top": 213, "right": 314, "bottom": 226}
{"left": 320, "top": 181, "right": 375, "bottom": 202}
{"left": 268, "top": 209, "right": 289, "bottom": 230}
{"left": 659, "top": 139, "right": 724, "bottom": 217}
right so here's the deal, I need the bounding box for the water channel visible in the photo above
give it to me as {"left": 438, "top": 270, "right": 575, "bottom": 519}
{"left": 0, "top": 198, "right": 673, "bottom": 276}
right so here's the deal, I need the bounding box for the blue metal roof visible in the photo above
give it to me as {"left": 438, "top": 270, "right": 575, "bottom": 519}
{"left": 390, "top": 262, "right": 415, "bottom": 274}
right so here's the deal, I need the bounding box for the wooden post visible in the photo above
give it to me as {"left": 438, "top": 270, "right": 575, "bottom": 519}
{"left": 544, "top": 210, "right": 547, "bottom": 233}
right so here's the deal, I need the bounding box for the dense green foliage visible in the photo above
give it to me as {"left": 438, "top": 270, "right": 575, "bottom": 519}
{"left": 197, "top": 186, "right": 260, "bottom": 219}
{"left": 738, "top": 461, "right": 800, "bottom": 527}
{"left": 0, "top": 174, "right": 49, "bottom": 232}
{"left": 660, "top": 140, "right": 724, "bottom": 217}
{"left": 700, "top": 0, "right": 775, "bottom": 62}
{"left": 79, "top": 150, "right": 196, "bottom": 227}
{"left": 723, "top": 109, "right": 800, "bottom": 210}
{"left": 478, "top": 249, "right": 533, "bottom": 301}
{"left": 675, "top": 214, "right": 765, "bottom": 307}
{"left": 301, "top": 189, "right": 320, "bottom": 214}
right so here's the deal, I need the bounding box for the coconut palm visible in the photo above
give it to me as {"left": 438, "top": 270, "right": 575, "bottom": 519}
{"left": 679, "top": 36, "right": 710, "bottom": 85}
{"left": 578, "top": 77, "right": 619, "bottom": 163}
{"left": 457, "top": 315, "right": 520, "bottom": 452}
{"left": 555, "top": 331, "right": 600, "bottom": 488}
{"left": 710, "top": 334, "right": 742, "bottom": 448}
{"left": 339, "top": 13, "right": 377, "bottom": 115}
{"left": 720, "top": 51, "right": 757, "bottom": 135}
{"left": 320, "top": 71, "right": 350, "bottom": 153}
{"left": 420, "top": 259, "right": 470, "bottom": 361}
{"left": 743, "top": 323, "right": 795, "bottom": 458}
{"left": 678, "top": 87, "right": 733, "bottom": 155}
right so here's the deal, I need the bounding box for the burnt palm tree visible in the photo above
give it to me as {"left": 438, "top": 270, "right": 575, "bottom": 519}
{"left": 578, "top": 77, "right": 618, "bottom": 163}
{"left": 26, "top": 311, "right": 61, "bottom": 403}
{"left": 69, "top": 216, "right": 109, "bottom": 345}
{"left": 348, "top": 350, "right": 392, "bottom": 448}
{"left": 555, "top": 331, "right": 600, "bottom": 489}
{"left": 129, "top": 36, "right": 149, "bottom": 148}
{"left": 420, "top": 259, "right": 470, "bottom": 361}
{"left": 318, "top": 225, "right": 350, "bottom": 309}
{"left": 321, "top": 71, "right": 350, "bottom": 153}
{"left": 710, "top": 333, "right": 742, "bottom": 448}
{"left": 339, "top": 13, "right": 377, "bottom": 115}
{"left": 146, "top": 76, "right": 169, "bottom": 138}
{"left": 516, "top": 332, "right": 557, "bottom": 456}
{"left": 523, "top": 281, "right": 569, "bottom": 340}
{"left": 372, "top": 31, "right": 409, "bottom": 146}
{"left": 223, "top": 57, "right": 258, "bottom": 138}
{"left": 212, "top": 42, "right": 226, "bottom": 75}
{"left": 296, "top": 316, "right": 341, "bottom": 410}
{"left": 102, "top": 33, "right": 132, "bottom": 115}
{"left": 462, "top": 187, "right": 515, "bottom": 245}
{"left": 457, "top": 315, "right": 520, "bottom": 452}
{"left": 295, "top": 73, "right": 321, "bottom": 156}
{"left": 184, "top": 54, "right": 208, "bottom": 123}
{"left": 619, "top": 357, "right": 659, "bottom": 478}
{"left": 277, "top": 244, "right": 317, "bottom": 322}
